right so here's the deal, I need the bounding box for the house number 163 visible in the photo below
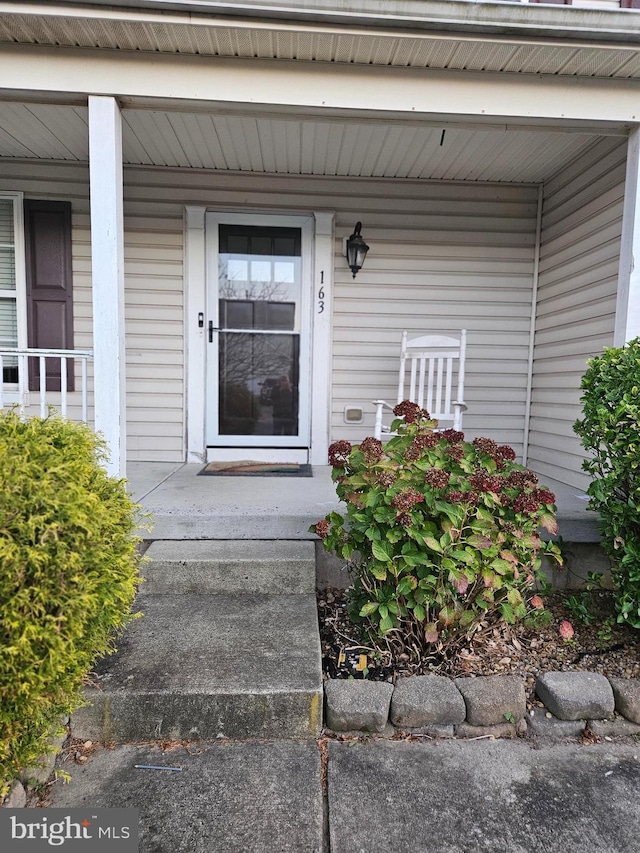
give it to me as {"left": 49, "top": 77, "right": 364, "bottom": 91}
{"left": 318, "top": 272, "right": 325, "bottom": 313}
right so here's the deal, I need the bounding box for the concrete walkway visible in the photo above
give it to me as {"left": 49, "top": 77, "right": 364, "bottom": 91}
{"left": 44, "top": 737, "right": 640, "bottom": 853}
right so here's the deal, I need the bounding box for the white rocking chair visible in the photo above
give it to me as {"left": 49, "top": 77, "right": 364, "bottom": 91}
{"left": 373, "top": 330, "right": 468, "bottom": 440}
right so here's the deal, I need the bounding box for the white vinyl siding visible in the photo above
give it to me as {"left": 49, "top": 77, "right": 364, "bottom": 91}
{"left": 527, "top": 137, "right": 626, "bottom": 490}
{"left": 331, "top": 184, "right": 539, "bottom": 457}
{"left": 0, "top": 161, "right": 184, "bottom": 460}
{"left": 0, "top": 160, "right": 540, "bottom": 461}
{"left": 4, "top": 152, "right": 625, "bottom": 474}
{"left": 129, "top": 171, "right": 536, "bottom": 455}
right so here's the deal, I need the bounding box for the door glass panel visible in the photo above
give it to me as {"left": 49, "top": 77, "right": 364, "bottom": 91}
{"left": 218, "top": 225, "right": 302, "bottom": 437}
{"left": 218, "top": 333, "right": 299, "bottom": 436}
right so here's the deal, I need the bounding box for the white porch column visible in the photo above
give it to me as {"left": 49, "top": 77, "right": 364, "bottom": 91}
{"left": 184, "top": 206, "right": 207, "bottom": 462}
{"left": 88, "top": 95, "right": 126, "bottom": 477}
{"left": 615, "top": 126, "right": 640, "bottom": 346}
{"left": 310, "top": 212, "right": 335, "bottom": 466}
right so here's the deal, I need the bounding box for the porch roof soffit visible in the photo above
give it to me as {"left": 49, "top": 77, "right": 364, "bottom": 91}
{"left": 2, "top": 2, "right": 640, "bottom": 81}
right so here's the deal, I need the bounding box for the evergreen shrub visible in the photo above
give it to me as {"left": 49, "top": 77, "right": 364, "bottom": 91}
{"left": 314, "top": 402, "right": 562, "bottom": 662}
{"left": 0, "top": 411, "right": 144, "bottom": 797}
{"left": 574, "top": 338, "right": 640, "bottom": 627}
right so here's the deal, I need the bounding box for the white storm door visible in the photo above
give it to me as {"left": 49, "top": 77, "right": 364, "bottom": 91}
{"left": 205, "top": 213, "right": 313, "bottom": 448}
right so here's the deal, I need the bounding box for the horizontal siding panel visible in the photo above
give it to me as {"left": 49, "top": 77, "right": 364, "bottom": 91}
{"left": 538, "top": 223, "right": 622, "bottom": 273}
{"left": 538, "top": 190, "right": 624, "bottom": 250}
{"left": 535, "top": 274, "right": 618, "bottom": 313}
{"left": 126, "top": 447, "right": 185, "bottom": 462}
{"left": 528, "top": 137, "right": 624, "bottom": 488}
{"left": 330, "top": 177, "right": 536, "bottom": 449}
{"left": 536, "top": 246, "right": 621, "bottom": 290}
{"left": 541, "top": 139, "right": 626, "bottom": 214}
{"left": 528, "top": 459, "right": 590, "bottom": 493}
{"left": 0, "top": 158, "right": 562, "bottom": 466}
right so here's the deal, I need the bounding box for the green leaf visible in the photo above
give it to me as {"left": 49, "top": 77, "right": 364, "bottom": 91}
{"left": 423, "top": 536, "right": 443, "bottom": 553}
{"left": 397, "top": 575, "right": 418, "bottom": 596}
{"left": 507, "top": 588, "right": 523, "bottom": 607}
{"left": 449, "top": 549, "right": 475, "bottom": 565}
{"left": 359, "top": 601, "right": 379, "bottom": 617}
{"left": 490, "top": 558, "right": 513, "bottom": 575}
{"left": 372, "top": 540, "right": 393, "bottom": 562}
{"left": 379, "top": 615, "right": 394, "bottom": 633}
{"left": 370, "top": 563, "right": 388, "bottom": 581}
{"left": 500, "top": 602, "right": 516, "bottom": 624}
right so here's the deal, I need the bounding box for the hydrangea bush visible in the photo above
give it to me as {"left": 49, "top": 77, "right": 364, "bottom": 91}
{"left": 314, "top": 402, "right": 562, "bottom": 660}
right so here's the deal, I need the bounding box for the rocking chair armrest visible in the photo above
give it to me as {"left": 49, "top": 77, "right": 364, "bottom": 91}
{"left": 372, "top": 400, "right": 396, "bottom": 440}
{"left": 452, "top": 400, "right": 468, "bottom": 411}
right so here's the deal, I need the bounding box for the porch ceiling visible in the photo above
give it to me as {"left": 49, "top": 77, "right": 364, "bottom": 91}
{"left": 0, "top": 101, "right": 607, "bottom": 183}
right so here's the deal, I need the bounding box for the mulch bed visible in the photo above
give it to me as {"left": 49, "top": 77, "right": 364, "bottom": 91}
{"left": 318, "top": 588, "right": 640, "bottom": 702}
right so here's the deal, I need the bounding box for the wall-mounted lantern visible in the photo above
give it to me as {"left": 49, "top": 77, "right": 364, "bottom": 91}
{"left": 345, "top": 221, "right": 369, "bottom": 279}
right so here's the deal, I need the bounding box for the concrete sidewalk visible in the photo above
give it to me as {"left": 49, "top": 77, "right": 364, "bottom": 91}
{"left": 42, "top": 737, "right": 640, "bottom": 853}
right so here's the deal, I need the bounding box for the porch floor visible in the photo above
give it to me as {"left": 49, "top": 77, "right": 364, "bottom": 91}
{"left": 127, "top": 462, "right": 600, "bottom": 543}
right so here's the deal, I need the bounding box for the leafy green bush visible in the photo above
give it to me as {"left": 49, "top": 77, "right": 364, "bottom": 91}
{"left": 573, "top": 338, "right": 640, "bottom": 628}
{"left": 0, "top": 411, "right": 144, "bottom": 797}
{"left": 313, "top": 402, "right": 561, "bottom": 661}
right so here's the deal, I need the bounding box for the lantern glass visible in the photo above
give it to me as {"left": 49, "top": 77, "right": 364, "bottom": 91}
{"left": 346, "top": 222, "right": 369, "bottom": 278}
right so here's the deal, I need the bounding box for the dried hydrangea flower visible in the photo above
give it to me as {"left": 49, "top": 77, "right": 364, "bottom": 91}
{"left": 472, "top": 436, "right": 499, "bottom": 456}
{"left": 391, "top": 487, "right": 424, "bottom": 511}
{"left": 359, "top": 436, "right": 384, "bottom": 464}
{"left": 393, "top": 400, "right": 429, "bottom": 424}
{"left": 314, "top": 519, "right": 330, "bottom": 539}
{"left": 424, "top": 468, "right": 451, "bottom": 489}
{"left": 328, "top": 440, "right": 352, "bottom": 467}
{"left": 441, "top": 429, "right": 465, "bottom": 443}
{"left": 559, "top": 620, "right": 575, "bottom": 640}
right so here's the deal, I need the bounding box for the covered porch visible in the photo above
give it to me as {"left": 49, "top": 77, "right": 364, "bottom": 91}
{"left": 1, "top": 0, "right": 640, "bottom": 491}
{"left": 126, "top": 462, "right": 605, "bottom": 589}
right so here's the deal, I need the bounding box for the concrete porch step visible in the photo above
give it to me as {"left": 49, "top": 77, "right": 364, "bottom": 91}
{"left": 141, "top": 540, "right": 316, "bottom": 595}
{"left": 72, "top": 593, "right": 323, "bottom": 742}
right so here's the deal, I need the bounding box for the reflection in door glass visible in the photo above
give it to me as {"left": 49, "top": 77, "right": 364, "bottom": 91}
{"left": 218, "top": 226, "right": 302, "bottom": 437}
{"left": 218, "top": 333, "right": 299, "bottom": 436}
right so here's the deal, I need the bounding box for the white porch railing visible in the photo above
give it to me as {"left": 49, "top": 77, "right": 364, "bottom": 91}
{"left": 0, "top": 348, "right": 94, "bottom": 421}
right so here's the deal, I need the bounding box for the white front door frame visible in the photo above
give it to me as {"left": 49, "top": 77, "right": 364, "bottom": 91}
{"left": 205, "top": 210, "right": 313, "bottom": 453}
{"left": 184, "top": 206, "right": 333, "bottom": 465}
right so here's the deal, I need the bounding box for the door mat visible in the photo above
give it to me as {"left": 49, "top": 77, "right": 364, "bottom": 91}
{"left": 199, "top": 461, "right": 313, "bottom": 477}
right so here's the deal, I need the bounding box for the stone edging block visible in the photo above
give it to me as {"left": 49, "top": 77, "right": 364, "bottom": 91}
{"left": 390, "top": 675, "right": 465, "bottom": 727}
{"left": 324, "top": 680, "right": 393, "bottom": 733}
{"left": 324, "top": 673, "right": 640, "bottom": 738}
{"left": 608, "top": 678, "right": 640, "bottom": 725}
{"left": 455, "top": 675, "right": 526, "bottom": 727}
{"left": 536, "top": 672, "right": 615, "bottom": 721}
